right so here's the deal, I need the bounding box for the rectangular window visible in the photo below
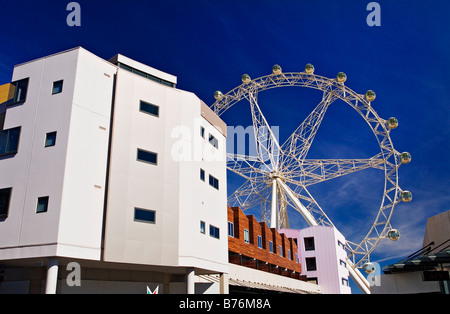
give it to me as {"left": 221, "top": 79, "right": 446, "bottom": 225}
{"left": 0, "top": 188, "right": 12, "bottom": 219}
{"left": 208, "top": 174, "right": 219, "bottom": 190}
{"left": 45, "top": 131, "right": 57, "bottom": 147}
{"left": 228, "top": 221, "right": 234, "bottom": 237}
{"left": 0, "top": 113, "right": 5, "bottom": 131}
{"left": 137, "top": 148, "right": 158, "bottom": 165}
{"left": 244, "top": 229, "right": 249, "bottom": 244}
{"left": 288, "top": 249, "right": 291, "bottom": 260}
{"left": 52, "top": 80, "right": 63, "bottom": 95}
{"left": 279, "top": 245, "right": 283, "bottom": 257}
{"left": 36, "top": 196, "right": 49, "bottom": 213}
{"left": 0, "top": 126, "right": 21, "bottom": 156}
{"left": 305, "top": 257, "right": 317, "bottom": 271}
{"left": 257, "top": 235, "right": 262, "bottom": 249}
{"left": 342, "top": 278, "right": 349, "bottom": 287}
{"left": 209, "top": 225, "right": 220, "bottom": 239}
{"left": 134, "top": 208, "right": 156, "bottom": 224}
{"left": 304, "top": 237, "right": 315, "bottom": 251}
{"left": 208, "top": 134, "right": 218, "bottom": 149}
{"left": 140, "top": 100, "right": 159, "bottom": 117}
{"left": 269, "top": 240, "right": 273, "bottom": 253}
{"left": 340, "top": 259, "right": 347, "bottom": 268}
{"left": 200, "top": 168, "right": 205, "bottom": 181}
{"left": 6, "top": 78, "right": 29, "bottom": 105}
{"left": 200, "top": 221, "right": 206, "bottom": 234}
{"left": 200, "top": 126, "right": 205, "bottom": 138}
{"left": 338, "top": 240, "right": 346, "bottom": 250}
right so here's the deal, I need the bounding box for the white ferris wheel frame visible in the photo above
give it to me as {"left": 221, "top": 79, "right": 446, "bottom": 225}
{"left": 210, "top": 67, "right": 411, "bottom": 293}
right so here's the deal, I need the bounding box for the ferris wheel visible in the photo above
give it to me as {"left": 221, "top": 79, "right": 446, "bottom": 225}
{"left": 210, "top": 64, "right": 412, "bottom": 294}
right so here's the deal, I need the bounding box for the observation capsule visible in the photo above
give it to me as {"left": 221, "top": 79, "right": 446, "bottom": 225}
{"left": 363, "top": 262, "right": 376, "bottom": 274}
{"left": 365, "top": 90, "right": 376, "bottom": 102}
{"left": 214, "top": 90, "right": 224, "bottom": 101}
{"left": 388, "top": 229, "right": 400, "bottom": 241}
{"left": 305, "top": 63, "right": 315, "bottom": 74}
{"left": 336, "top": 72, "right": 347, "bottom": 83}
{"left": 401, "top": 190, "right": 412, "bottom": 203}
{"left": 272, "top": 64, "right": 282, "bottom": 75}
{"left": 387, "top": 117, "right": 398, "bottom": 129}
{"left": 241, "top": 74, "right": 251, "bottom": 84}
{"left": 400, "top": 152, "right": 412, "bottom": 164}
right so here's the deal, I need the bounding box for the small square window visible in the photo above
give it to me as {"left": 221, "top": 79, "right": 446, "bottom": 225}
{"left": 208, "top": 134, "right": 218, "bottom": 149}
{"left": 306, "top": 257, "right": 317, "bottom": 271}
{"left": 6, "top": 78, "right": 29, "bottom": 105}
{"left": 45, "top": 132, "right": 57, "bottom": 147}
{"left": 52, "top": 80, "right": 63, "bottom": 95}
{"left": 304, "top": 237, "right": 315, "bottom": 251}
{"left": 209, "top": 225, "right": 220, "bottom": 239}
{"left": 36, "top": 196, "right": 49, "bottom": 213}
{"left": 0, "top": 126, "right": 21, "bottom": 156}
{"left": 208, "top": 175, "right": 219, "bottom": 190}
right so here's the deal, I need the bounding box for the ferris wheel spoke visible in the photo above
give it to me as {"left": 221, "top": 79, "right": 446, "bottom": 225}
{"left": 247, "top": 90, "right": 281, "bottom": 171}
{"left": 227, "top": 153, "right": 268, "bottom": 179}
{"left": 276, "top": 179, "right": 333, "bottom": 227}
{"left": 285, "top": 153, "right": 386, "bottom": 187}
{"left": 277, "top": 185, "right": 290, "bottom": 229}
{"left": 280, "top": 91, "right": 338, "bottom": 167}
{"left": 227, "top": 177, "right": 271, "bottom": 211}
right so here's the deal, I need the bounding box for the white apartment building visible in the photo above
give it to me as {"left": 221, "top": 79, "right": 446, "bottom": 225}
{"left": 0, "top": 47, "right": 228, "bottom": 294}
{"left": 280, "top": 226, "right": 352, "bottom": 294}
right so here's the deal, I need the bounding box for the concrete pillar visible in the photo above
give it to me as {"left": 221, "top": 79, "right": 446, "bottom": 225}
{"left": 45, "top": 258, "right": 59, "bottom": 294}
{"left": 220, "top": 273, "right": 229, "bottom": 294}
{"left": 186, "top": 268, "right": 195, "bottom": 294}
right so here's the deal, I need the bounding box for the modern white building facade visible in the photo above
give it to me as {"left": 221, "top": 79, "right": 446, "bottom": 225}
{"left": 280, "top": 226, "right": 352, "bottom": 294}
{"left": 0, "top": 47, "right": 228, "bottom": 293}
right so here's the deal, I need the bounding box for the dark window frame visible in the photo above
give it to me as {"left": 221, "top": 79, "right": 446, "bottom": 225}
{"left": 134, "top": 207, "right": 156, "bottom": 224}
{"left": 200, "top": 168, "right": 205, "bottom": 181}
{"left": 208, "top": 174, "right": 219, "bottom": 190}
{"left": 5, "top": 78, "right": 29, "bottom": 106}
{"left": 0, "top": 126, "right": 21, "bottom": 157}
{"left": 0, "top": 187, "right": 12, "bottom": 219}
{"left": 200, "top": 221, "right": 206, "bottom": 234}
{"left": 36, "top": 196, "right": 49, "bottom": 213}
{"left": 208, "top": 133, "right": 218, "bottom": 149}
{"left": 139, "top": 100, "right": 159, "bottom": 117}
{"left": 137, "top": 148, "right": 158, "bottom": 165}
{"left": 304, "top": 237, "right": 315, "bottom": 251}
{"left": 305, "top": 257, "right": 317, "bottom": 271}
{"left": 209, "top": 225, "right": 220, "bottom": 239}
{"left": 45, "top": 131, "right": 57, "bottom": 147}
{"left": 52, "top": 80, "right": 64, "bottom": 95}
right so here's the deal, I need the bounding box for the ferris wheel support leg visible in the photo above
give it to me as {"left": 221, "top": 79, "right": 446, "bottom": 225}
{"left": 270, "top": 179, "right": 278, "bottom": 229}
{"left": 346, "top": 260, "right": 371, "bottom": 294}
{"left": 276, "top": 178, "right": 318, "bottom": 227}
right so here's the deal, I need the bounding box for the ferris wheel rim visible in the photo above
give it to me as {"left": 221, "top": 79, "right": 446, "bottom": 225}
{"left": 213, "top": 68, "right": 407, "bottom": 268}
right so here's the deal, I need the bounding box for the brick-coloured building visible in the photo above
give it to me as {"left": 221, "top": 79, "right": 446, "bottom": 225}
{"left": 227, "top": 206, "right": 304, "bottom": 280}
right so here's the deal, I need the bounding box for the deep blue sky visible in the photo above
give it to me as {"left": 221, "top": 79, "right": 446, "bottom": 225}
{"left": 1, "top": 0, "right": 449, "bottom": 292}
